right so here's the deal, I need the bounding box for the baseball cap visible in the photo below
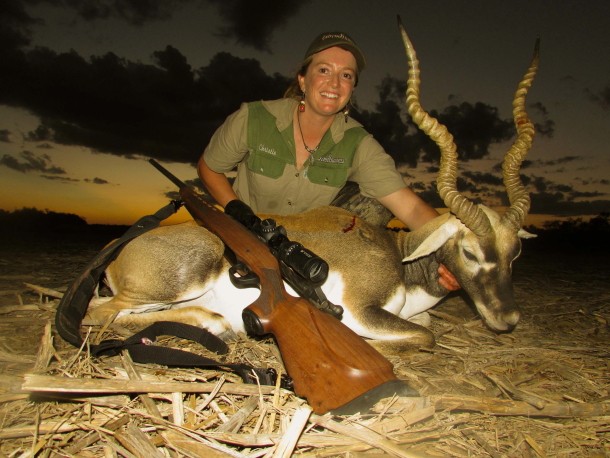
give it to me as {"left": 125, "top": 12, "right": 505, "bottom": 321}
{"left": 304, "top": 32, "right": 366, "bottom": 71}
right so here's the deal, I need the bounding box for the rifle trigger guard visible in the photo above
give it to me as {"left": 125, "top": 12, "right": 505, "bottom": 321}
{"left": 229, "top": 263, "right": 260, "bottom": 289}
{"left": 265, "top": 368, "right": 294, "bottom": 391}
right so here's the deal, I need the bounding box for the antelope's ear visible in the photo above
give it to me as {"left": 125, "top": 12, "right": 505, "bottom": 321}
{"left": 518, "top": 228, "right": 537, "bottom": 239}
{"left": 402, "top": 220, "right": 461, "bottom": 262}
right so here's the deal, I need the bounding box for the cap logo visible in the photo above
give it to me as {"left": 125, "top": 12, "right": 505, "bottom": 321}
{"left": 320, "top": 33, "right": 353, "bottom": 43}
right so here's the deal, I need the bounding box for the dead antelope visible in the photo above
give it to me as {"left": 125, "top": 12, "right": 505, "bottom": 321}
{"left": 86, "top": 24, "right": 539, "bottom": 352}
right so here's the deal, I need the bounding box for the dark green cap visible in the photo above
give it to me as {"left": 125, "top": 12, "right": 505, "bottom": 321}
{"left": 304, "top": 32, "right": 366, "bottom": 71}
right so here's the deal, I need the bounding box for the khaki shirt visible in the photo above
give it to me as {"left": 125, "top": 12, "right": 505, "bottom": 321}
{"left": 203, "top": 98, "right": 406, "bottom": 214}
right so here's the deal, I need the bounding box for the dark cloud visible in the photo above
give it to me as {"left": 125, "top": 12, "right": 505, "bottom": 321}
{"left": 354, "top": 77, "right": 519, "bottom": 167}
{"left": 587, "top": 82, "right": 610, "bottom": 112}
{"left": 0, "top": 1, "right": 40, "bottom": 51}
{"left": 546, "top": 156, "right": 581, "bottom": 166}
{"left": 40, "top": 174, "right": 79, "bottom": 182}
{"left": 354, "top": 77, "right": 420, "bottom": 167}
{"left": 0, "top": 148, "right": 111, "bottom": 183}
{"left": 208, "top": 0, "right": 309, "bottom": 51}
{"left": 416, "top": 164, "right": 609, "bottom": 220}
{"left": 0, "top": 42, "right": 290, "bottom": 162}
{"left": 462, "top": 171, "right": 503, "bottom": 187}
{"left": 531, "top": 191, "right": 610, "bottom": 217}
{"left": 500, "top": 156, "right": 582, "bottom": 174}
{"left": 162, "top": 177, "right": 211, "bottom": 202}
{"left": 60, "top": 0, "right": 190, "bottom": 26}
{"left": 511, "top": 175, "right": 610, "bottom": 217}
{"left": 0, "top": 0, "right": 302, "bottom": 161}
{"left": 570, "top": 190, "right": 605, "bottom": 199}
{"left": 517, "top": 159, "right": 533, "bottom": 170}
{"left": 84, "top": 177, "right": 110, "bottom": 184}
{"left": 430, "top": 102, "right": 514, "bottom": 162}
{"left": 529, "top": 101, "right": 555, "bottom": 138}
{"left": 0, "top": 150, "right": 65, "bottom": 174}
{"left": 25, "top": 125, "right": 53, "bottom": 142}
{"left": 6, "top": 0, "right": 305, "bottom": 50}
{"left": 57, "top": 0, "right": 307, "bottom": 49}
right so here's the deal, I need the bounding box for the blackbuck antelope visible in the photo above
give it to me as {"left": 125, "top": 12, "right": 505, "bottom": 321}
{"left": 85, "top": 23, "right": 539, "bottom": 352}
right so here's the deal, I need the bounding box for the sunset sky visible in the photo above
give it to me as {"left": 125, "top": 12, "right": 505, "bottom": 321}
{"left": 1, "top": 0, "right": 608, "bottom": 227}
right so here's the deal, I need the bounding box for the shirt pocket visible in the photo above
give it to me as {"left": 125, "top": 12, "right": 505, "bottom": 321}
{"left": 307, "top": 163, "right": 348, "bottom": 188}
{"left": 246, "top": 150, "right": 287, "bottom": 179}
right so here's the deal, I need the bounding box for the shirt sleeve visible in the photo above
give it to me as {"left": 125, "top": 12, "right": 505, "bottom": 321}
{"left": 201, "top": 103, "right": 250, "bottom": 173}
{"left": 349, "top": 134, "right": 407, "bottom": 198}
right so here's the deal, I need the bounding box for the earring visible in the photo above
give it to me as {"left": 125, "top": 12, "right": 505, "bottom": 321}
{"left": 343, "top": 102, "right": 350, "bottom": 122}
{"left": 299, "top": 92, "right": 306, "bottom": 112}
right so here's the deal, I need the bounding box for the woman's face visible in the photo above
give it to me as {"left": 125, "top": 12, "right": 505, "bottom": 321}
{"left": 298, "top": 46, "right": 357, "bottom": 117}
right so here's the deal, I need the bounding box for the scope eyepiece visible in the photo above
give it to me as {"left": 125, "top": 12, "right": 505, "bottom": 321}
{"left": 247, "top": 216, "right": 330, "bottom": 284}
{"left": 278, "top": 240, "right": 329, "bottom": 284}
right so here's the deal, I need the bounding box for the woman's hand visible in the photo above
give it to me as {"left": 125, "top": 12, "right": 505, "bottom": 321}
{"left": 438, "top": 264, "right": 460, "bottom": 291}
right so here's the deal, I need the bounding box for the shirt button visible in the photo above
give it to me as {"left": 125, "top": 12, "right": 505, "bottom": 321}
{"left": 295, "top": 172, "right": 299, "bottom": 177}
{"left": 287, "top": 201, "right": 292, "bottom": 206}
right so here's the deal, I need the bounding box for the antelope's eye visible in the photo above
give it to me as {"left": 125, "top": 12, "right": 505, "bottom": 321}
{"left": 463, "top": 248, "right": 477, "bottom": 262}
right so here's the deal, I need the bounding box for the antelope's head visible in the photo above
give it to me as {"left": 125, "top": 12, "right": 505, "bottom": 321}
{"left": 398, "top": 18, "right": 539, "bottom": 332}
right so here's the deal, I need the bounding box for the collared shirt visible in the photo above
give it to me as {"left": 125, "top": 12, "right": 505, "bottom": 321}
{"left": 203, "top": 98, "right": 406, "bottom": 214}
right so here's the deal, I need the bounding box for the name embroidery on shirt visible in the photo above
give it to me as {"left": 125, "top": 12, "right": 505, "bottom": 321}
{"left": 258, "top": 144, "right": 277, "bottom": 155}
{"left": 317, "top": 156, "right": 345, "bottom": 164}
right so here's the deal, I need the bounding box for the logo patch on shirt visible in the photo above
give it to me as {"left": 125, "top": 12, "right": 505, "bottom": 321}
{"left": 258, "top": 144, "right": 277, "bottom": 155}
{"left": 317, "top": 156, "right": 345, "bottom": 164}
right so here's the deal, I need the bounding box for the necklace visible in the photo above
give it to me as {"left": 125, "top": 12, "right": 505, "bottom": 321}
{"left": 296, "top": 112, "right": 322, "bottom": 156}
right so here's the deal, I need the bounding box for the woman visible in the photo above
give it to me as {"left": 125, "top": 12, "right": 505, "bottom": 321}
{"left": 198, "top": 31, "right": 458, "bottom": 289}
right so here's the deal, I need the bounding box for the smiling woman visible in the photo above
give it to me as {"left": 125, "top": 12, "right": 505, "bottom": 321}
{"left": 197, "top": 30, "right": 439, "bottom": 233}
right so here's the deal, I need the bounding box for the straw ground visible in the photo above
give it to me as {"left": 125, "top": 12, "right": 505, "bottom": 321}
{"left": 0, "top": 234, "right": 608, "bottom": 457}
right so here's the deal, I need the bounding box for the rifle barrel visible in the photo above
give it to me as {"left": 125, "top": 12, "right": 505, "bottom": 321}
{"left": 149, "top": 159, "right": 188, "bottom": 189}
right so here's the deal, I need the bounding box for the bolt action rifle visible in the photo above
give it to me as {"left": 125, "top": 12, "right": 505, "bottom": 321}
{"left": 149, "top": 159, "right": 418, "bottom": 414}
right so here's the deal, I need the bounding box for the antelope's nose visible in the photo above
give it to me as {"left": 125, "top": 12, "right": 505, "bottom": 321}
{"left": 503, "top": 309, "right": 521, "bottom": 328}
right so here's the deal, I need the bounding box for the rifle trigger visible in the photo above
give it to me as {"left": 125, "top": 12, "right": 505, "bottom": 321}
{"left": 229, "top": 263, "right": 260, "bottom": 289}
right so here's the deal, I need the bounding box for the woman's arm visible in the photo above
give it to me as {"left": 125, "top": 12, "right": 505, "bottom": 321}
{"left": 197, "top": 104, "right": 250, "bottom": 208}
{"left": 197, "top": 157, "right": 238, "bottom": 208}
{"left": 377, "top": 187, "right": 439, "bottom": 230}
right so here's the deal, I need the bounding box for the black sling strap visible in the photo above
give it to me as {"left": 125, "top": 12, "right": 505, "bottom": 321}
{"left": 91, "top": 321, "right": 278, "bottom": 385}
{"left": 55, "top": 200, "right": 182, "bottom": 347}
{"left": 54, "top": 200, "right": 281, "bottom": 387}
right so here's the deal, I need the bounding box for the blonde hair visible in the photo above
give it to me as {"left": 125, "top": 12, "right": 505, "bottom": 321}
{"left": 283, "top": 59, "right": 312, "bottom": 100}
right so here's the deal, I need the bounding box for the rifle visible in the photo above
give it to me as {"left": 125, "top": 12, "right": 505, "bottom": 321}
{"left": 149, "top": 159, "right": 418, "bottom": 414}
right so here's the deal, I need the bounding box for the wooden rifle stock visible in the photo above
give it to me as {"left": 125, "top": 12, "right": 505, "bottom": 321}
{"left": 150, "top": 159, "right": 417, "bottom": 414}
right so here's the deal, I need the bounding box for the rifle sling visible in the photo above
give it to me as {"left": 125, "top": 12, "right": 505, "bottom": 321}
{"left": 54, "top": 200, "right": 279, "bottom": 387}
{"left": 92, "top": 321, "right": 277, "bottom": 386}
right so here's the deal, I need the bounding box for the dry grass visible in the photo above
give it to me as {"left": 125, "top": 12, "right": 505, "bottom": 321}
{"left": 0, "top": 240, "right": 608, "bottom": 457}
